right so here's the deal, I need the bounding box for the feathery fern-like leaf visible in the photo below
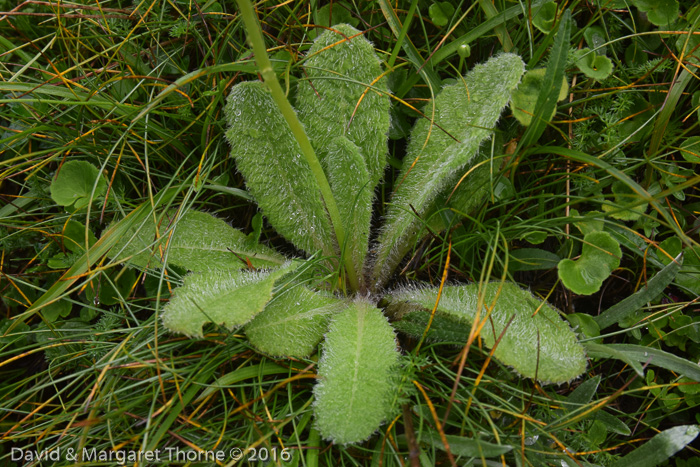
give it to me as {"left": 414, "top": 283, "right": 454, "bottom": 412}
{"left": 372, "top": 54, "right": 525, "bottom": 290}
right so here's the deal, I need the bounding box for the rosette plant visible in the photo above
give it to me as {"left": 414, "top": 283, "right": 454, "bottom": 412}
{"left": 110, "top": 2, "right": 586, "bottom": 445}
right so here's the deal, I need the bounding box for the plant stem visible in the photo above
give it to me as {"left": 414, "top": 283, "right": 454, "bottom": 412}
{"left": 235, "top": 0, "right": 359, "bottom": 292}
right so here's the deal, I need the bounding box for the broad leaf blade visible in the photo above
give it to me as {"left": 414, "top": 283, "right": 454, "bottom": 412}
{"left": 109, "top": 210, "right": 285, "bottom": 271}
{"left": 391, "top": 282, "right": 586, "bottom": 383}
{"left": 224, "top": 81, "right": 335, "bottom": 257}
{"left": 162, "top": 263, "right": 295, "bottom": 337}
{"left": 296, "top": 24, "right": 390, "bottom": 190}
{"left": 372, "top": 54, "right": 524, "bottom": 289}
{"left": 585, "top": 343, "right": 700, "bottom": 382}
{"left": 610, "top": 425, "right": 699, "bottom": 467}
{"left": 594, "top": 253, "right": 682, "bottom": 330}
{"left": 423, "top": 432, "right": 512, "bottom": 458}
{"left": 245, "top": 286, "right": 344, "bottom": 357}
{"left": 314, "top": 300, "right": 399, "bottom": 444}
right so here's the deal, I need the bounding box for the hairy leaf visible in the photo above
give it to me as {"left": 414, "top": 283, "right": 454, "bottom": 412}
{"left": 245, "top": 286, "right": 344, "bottom": 357}
{"left": 558, "top": 231, "right": 621, "bottom": 295}
{"left": 296, "top": 23, "right": 390, "bottom": 190}
{"left": 390, "top": 282, "right": 586, "bottom": 383}
{"left": 109, "top": 210, "right": 285, "bottom": 271}
{"left": 225, "top": 81, "right": 335, "bottom": 257}
{"left": 314, "top": 300, "right": 399, "bottom": 444}
{"left": 323, "top": 137, "right": 373, "bottom": 287}
{"left": 372, "top": 53, "right": 524, "bottom": 290}
{"left": 162, "top": 263, "right": 294, "bottom": 337}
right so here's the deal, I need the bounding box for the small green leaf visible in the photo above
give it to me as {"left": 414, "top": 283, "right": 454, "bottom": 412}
{"left": 225, "top": 81, "right": 335, "bottom": 257}
{"left": 50, "top": 160, "right": 106, "bottom": 210}
{"left": 631, "top": 0, "right": 679, "bottom": 27}
{"left": 563, "top": 375, "right": 601, "bottom": 412}
{"left": 610, "top": 425, "right": 698, "bottom": 467}
{"left": 62, "top": 220, "right": 97, "bottom": 253}
{"left": 531, "top": 1, "right": 558, "bottom": 33}
{"left": 567, "top": 313, "right": 601, "bottom": 338}
{"left": 314, "top": 300, "right": 399, "bottom": 444}
{"left": 422, "top": 431, "right": 512, "bottom": 458}
{"left": 312, "top": 2, "right": 358, "bottom": 29}
{"left": 680, "top": 136, "right": 700, "bottom": 163}
{"left": 602, "top": 180, "right": 648, "bottom": 221}
{"left": 558, "top": 231, "right": 621, "bottom": 295}
{"left": 391, "top": 282, "right": 587, "bottom": 383}
{"left": 583, "top": 25, "right": 608, "bottom": 55}
{"left": 511, "top": 68, "right": 568, "bottom": 126}
{"left": 162, "top": 263, "right": 295, "bottom": 337}
{"left": 509, "top": 248, "right": 560, "bottom": 271}
{"left": 245, "top": 286, "right": 344, "bottom": 357}
{"left": 42, "top": 299, "right": 72, "bottom": 322}
{"left": 575, "top": 48, "right": 614, "bottom": 81}
{"left": 571, "top": 209, "right": 605, "bottom": 235}
{"left": 428, "top": 2, "right": 455, "bottom": 27}
{"left": 594, "top": 254, "right": 681, "bottom": 330}
{"left": 109, "top": 210, "right": 284, "bottom": 271}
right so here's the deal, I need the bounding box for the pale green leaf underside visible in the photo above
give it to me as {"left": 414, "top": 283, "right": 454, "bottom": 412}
{"left": 162, "top": 263, "right": 294, "bottom": 337}
{"left": 314, "top": 300, "right": 399, "bottom": 444}
{"left": 296, "top": 23, "right": 390, "bottom": 190}
{"left": 245, "top": 286, "right": 344, "bottom": 357}
{"left": 50, "top": 160, "right": 107, "bottom": 209}
{"left": 373, "top": 53, "right": 525, "bottom": 289}
{"left": 109, "top": 210, "right": 285, "bottom": 271}
{"left": 225, "top": 81, "right": 335, "bottom": 257}
{"left": 392, "top": 282, "right": 586, "bottom": 383}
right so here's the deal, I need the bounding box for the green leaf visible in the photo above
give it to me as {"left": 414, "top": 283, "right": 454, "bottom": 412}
{"left": 428, "top": 2, "right": 455, "bottom": 27}
{"left": 631, "top": 0, "right": 679, "bottom": 27}
{"left": 585, "top": 343, "right": 700, "bottom": 382}
{"left": 322, "top": 137, "right": 373, "bottom": 287}
{"left": 511, "top": 68, "right": 568, "bottom": 126}
{"left": 62, "top": 220, "right": 97, "bottom": 253}
{"left": 531, "top": 1, "right": 558, "bottom": 33}
{"left": 392, "top": 308, "right": 471, "bottom": 343}
{"left": 373, "top": 53, "right": 525, "bottom": 289}
{"left": 680, "top": 136, "right": 700, "bottom": 163}
{"left": 558, "top": 231, "right": 621, "bottom": 295}
{"left": 567, "top": 313, "right": 601, "bottom": 338}
{"left": 422, "top": 431, "right": 512, "bottom": 458}
{"left": 571, "top": 209, "right": 605, "bottom": 235}
{"left": 312, "top": 2, "right": 359, "bottom": 29}
{"left": 390, "top": 282, "right": 587, "bottom": 383}
{"left": 575, "top": 48, "right": 614, "bottom": 81}
{"left": 225, "top": 81, "right": 335, "bottom": 257}
{"left": 583, "top": 342, "right": 645, "bottom": 378}
{"left": 676, "top": 246, "right": 700, "bottom": 296}
{"left": 50, "top": 160, "right": 106, "bottom": 210}
{"left": 245, "top": 286, "right": 344, "bottom": 357}
{"left": 594, "top": 254, "right": 682, "bottom": 330}
{"left": 509, "top": 248, "right": 561, "bottom": 271}
{"left": 109, "top": 210, "right": 285, "bottom": 271}
{"left": 603, "top": 180, "right": 648, "bottom": 221}
{"left": 314, "top": 300, "right": 399, "bottom": 444}
{"left": 610, "top": 425, "right": 698, "bottom": 467}
{"left": 519, "top": 10, "right": 570, "bottom": 147}
{"left": 161, "top": 263, "right": 295, "bottom": 337}
{"left": 296, "top": 23, "right": 390, "bottom": 191}
{"left": 563, "top": 375, "right": 601, "bottom": 412}
{"left": 583, "top": 25, "right": 608, "bottom": 55}
{"left": 42, "top": 299, "right": 72, "bottom": 322}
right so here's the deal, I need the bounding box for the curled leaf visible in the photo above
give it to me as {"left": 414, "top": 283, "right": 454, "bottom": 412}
{"left": 558, "top": 231, "right": 621, "bottom": 295}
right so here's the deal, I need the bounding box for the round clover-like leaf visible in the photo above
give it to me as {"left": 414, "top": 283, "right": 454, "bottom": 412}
{"left": 558, "top": 231, "right": 622, "bottom": 295}
{"left": 575, "top": 48, "right": 614, "bottom": 81}
{"left": 632, "top": 0, "right": 679, "bottom": 27}
{"left": 511, "top": 68, "right": 568, "bottom": 126}
{"left": 428, "top": 2, "right": 455, "bottom": 27}
{"left": 532, "top": 1, "right": 557, "bottom": 34}
{"left": 50, "top": 160, "right": 107, "bottom": 210}
{"left": 602, "top": 180, "right": 648, "bottom": 221}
